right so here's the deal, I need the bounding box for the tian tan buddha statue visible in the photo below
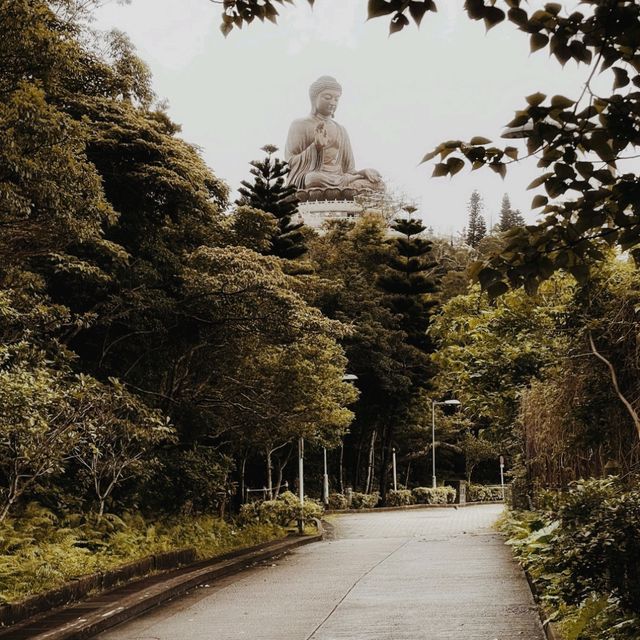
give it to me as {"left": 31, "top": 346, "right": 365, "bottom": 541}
{"left": 285, "top": 76, "right": 384, "bottom": 197}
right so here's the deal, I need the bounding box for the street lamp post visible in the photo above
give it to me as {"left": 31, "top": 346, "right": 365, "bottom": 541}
{"left": 322, "top": 447, "right": 329, "bottom": 507}
{"left": 297, "top": 437, "right": 304, "bottom": 534}
{"left": 431, "top": 399, "right": 461, "bottom": 489}
{"left": 392, "top": 447, "right": 397, "bottom": 492}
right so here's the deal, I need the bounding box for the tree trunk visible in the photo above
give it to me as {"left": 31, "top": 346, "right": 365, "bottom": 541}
{"left": 589, "top": 331, "right": 640, "bottom": 442}
{"left": 354, "top": 435, "right": 363, "bottom": 492}
{"left": 266, "top": 448, "right": 273, "bottom": 500}
{"left": 0, "top": 473, "right": 20, "bottom": 524}
{"left": 339, "top": 441, "right": 344, "bottom": 494}
{"left": 379, "top": 423, "right": 396, "bottom": 504}
{"left": 273, "top": 445, "right": 291, "bottom": 499}
{"left": 240, "top": 454, "right": 247, "bottom": 504}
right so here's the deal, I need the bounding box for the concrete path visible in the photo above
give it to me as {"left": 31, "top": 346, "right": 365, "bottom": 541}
{"left": 95, "top": 505, "right": 545, "bottom": 640}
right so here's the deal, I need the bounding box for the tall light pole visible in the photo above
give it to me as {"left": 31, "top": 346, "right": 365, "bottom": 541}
{"left": 322, "top": 446, "right": 329, "bottom": 506}
{"left": 431, "top": 399, "right": 461, "bottom": 489}
{"left": 392, "top": 447, "right": 397, "bottom": 492}
{"left": 297, "top": 437, "right": 304, "bottom": 534}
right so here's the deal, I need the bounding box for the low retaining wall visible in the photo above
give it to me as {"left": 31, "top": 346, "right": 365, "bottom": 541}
{"left": 0, "top": 548, "right": 197, "bottom": 627}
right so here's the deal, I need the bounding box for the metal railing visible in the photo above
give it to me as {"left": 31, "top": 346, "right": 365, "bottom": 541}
{"left": 243, "top": 482, "right": 289, "bottom": 503}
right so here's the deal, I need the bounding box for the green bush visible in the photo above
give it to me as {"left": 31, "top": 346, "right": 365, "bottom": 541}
{"left": 467, "top": 484, "right": 505, "bottom": 502}
{"left": 502, "top": 478, "right": 640, "bottom": 639}
{"left": 386, "top": 489, "right": 415, "bottom": 507}
{"left": 327, "top": 493, "right": 348, "bottom": 510}
{"left": 554, "top": 479, "right": 640, "bottom": 614}
{"left": 238, "top": 491, "right": 323, "bottom": 528}
{"left": 350, "top": 492, "right": 380, "bottom": 509}
{"left": 140, "top": 447, "right": 234, "bottom": 515}
{"left": 412, "top": 486, "right": 456, "bottom": 504}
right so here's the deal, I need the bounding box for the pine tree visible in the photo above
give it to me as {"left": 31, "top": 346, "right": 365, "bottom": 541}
{"left": 498, "top": 193, "right": 526, "bottom": 232}
{"left": 476, "top": 214, "right": 487, "bottom": 242}
{"left": 498, "top": 193, "right": 513, "bottom": 232}
{"left": 379, "top": 216, "right": 438, "bottom": 352}
{"left": 236, "top": 145, "right": 305, "bottom": 259}
{"left": 465, "top": 190, "right": 486, "bottom": 248}
{"left": 377, "top": 210, "right": 439, "bottom": 501}
{"left": 511, "top": 209, "right": 526, "bottom": 227}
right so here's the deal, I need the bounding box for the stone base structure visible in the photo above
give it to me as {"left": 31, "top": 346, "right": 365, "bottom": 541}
{"left": 296, "top": 199, "right": 363, "bottom": 230}
{"left": 295, "top": 187, "right": 379, "bottom": 230}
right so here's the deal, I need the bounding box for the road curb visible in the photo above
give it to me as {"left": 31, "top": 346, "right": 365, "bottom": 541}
{"left": 0, "top": 533, "right": 323, "bottom": 640}
{"left": 523, "top": 565, "right": 563, "bottom": 640}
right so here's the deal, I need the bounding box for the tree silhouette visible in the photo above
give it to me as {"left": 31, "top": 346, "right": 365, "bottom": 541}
{"left": 237, "top": 145, "right": 305, "bottom": 260}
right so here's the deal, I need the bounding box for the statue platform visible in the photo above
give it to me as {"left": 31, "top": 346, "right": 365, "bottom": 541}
{"left": 295, "top": 199, "right": 362, "bottom": 230}
{"left": 294, "top": 187, "right": 381, "bottom": 230}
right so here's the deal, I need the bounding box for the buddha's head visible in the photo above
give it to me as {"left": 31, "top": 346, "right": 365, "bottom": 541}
{"left": 309, "top": 76, "right": 342, "bottom": 118}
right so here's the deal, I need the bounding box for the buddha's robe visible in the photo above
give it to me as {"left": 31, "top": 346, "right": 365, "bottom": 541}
{"left": 285, "top": 116, "right": 379, "bottom": 191}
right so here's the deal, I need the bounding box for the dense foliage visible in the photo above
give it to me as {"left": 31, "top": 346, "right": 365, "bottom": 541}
{"left": 504, "top": 479, "right": 640, "bottom": 640}
{"left": 236, "top": 144, "right": 306, "bottom": 260}
{"left": 0, "top": 0, "right": 355, "bottom": 527}
{"left": 0, "top": 502, "right": 284, "bottom": 603}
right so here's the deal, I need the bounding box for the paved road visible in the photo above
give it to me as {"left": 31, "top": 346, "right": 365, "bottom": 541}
{"left": 96, "top": 505, "right": 545, "bottom": 640}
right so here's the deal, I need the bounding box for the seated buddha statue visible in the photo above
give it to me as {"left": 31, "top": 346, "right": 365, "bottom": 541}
{"left": 284, "top": 76, "right": 384, "bottom": 195}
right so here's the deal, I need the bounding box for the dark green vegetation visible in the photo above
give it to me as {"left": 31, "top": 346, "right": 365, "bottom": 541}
{"left": 236, "top": 144, "right": 306, "bottom": 260}
{"left": 1, "top": 0, "right": 355, "bottom": 599}
{"left": 2, "top": 4, "right": 640, "bottom": 637}
{"left": 0, "top": 503, "right": 285, "bottom": 603}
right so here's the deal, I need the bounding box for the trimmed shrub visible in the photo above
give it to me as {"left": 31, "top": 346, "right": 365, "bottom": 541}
{"left": 412, "top": 486, "right": 456, "bottom": 504}
{"left": 386, "top": 490, "right": 415, "bottom": 507}
{"left": 238, "top": 491, "right": 323, "bottom": 528}
{"left": 327, "top": 493, "right": 348, "bottom": 510}
{"left": 467, "top": 484, "right": 505, "bottom": 502}
{"left": 350, "top": 492, "right": 380, "bottom": 509}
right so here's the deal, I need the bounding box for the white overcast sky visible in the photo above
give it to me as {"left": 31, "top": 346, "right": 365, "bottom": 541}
{"left": 92, "top": 0, "right": 598, "bottom": 235}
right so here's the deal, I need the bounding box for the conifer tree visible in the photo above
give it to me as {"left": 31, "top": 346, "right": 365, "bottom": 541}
{"left": 498, "top": 193, "right": 526, "bottom": 232}
{"left": 465, "top": 190, "right": 486, "bottom": 248}
{"left": 498, "top": 193, "right": 513, "bottom": 232}
{"left": 379, "top": 214, "right": 438, "bottom": 352}
{"left": 476, "top": 214, "right": 487, "bottom": 242}
{"left": 511, "top": 209, "right": 525, "bottom": 228}
{"left": 236, "top": 145, "right": 305, "bottom": 259}
{"left": 377, "top": 209, "right": 439, "bottom": 501}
